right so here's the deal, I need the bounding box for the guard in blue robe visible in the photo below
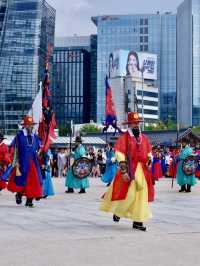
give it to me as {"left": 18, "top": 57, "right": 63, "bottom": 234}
{"left": 176, "top": 145, "right": 197, "bottom": 193}
{"left": 41, "top": 150, "right": 55, "bottom": 198}
{"left": 7, "top": 116, "right": 43, "bottom": 207}
{"left": 65, "top": 136, "right": 89, "bottom": 193}
{"left": 101, "top": 143, "right": 118, "bottom": 186}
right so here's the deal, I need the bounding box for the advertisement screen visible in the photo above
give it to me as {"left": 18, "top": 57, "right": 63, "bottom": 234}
{"left": 108, "top": 50, "right": 157, "bottom": 80}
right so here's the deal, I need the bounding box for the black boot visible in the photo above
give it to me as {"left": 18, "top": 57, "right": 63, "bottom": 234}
{"left": 25, "top": 198, "right": 34, "bottom": 207}
{"left": 35, "top": 197, "right": 42, "bottom": 201}
{"left": 113, "top": 214, "right": 120, "bottom": 222}
{"left": 15, "top": 193, "right": 22, "bottom": 205}
{"left": 65, "top": 188, "right": 74, "bottom": 193}
{"left": 79, "top": 188, "right": 86, "bottom": 194}
{"left": 133, "top": 222, "right": 146, "bottom": 231}
{"left": 179, "top": 185, "right": 186, "bottom": 192}
{"left": 186, "top": 184, "right": 191, "bottom": 193}
{"left": 106, "top": 182, "right": 111, "bottom": 187}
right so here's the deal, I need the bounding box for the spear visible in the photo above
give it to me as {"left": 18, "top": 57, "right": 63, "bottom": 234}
{"left": 172, "top": 123, "right": 179, "bottom": 188}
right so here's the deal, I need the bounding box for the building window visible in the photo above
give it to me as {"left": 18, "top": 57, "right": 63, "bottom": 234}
{"left": 140, "top": 28, "right": 143, "bottom": 34}
{"left": 144, "top": 18, "right": 148, "bottom": 25}
{"left": 144, "top": 45, "right": 148, "bottom": 51}
{"left": 144, "top": 27, "right": 148, "bottom": 34}
{"left": 140, "top": 45, "right": 143, "bottom": 51}
{"left": 137, "top": 90, "right": 158, "bottom": 98}
{"left": 140, "top": 36, "right": 143, "bottom": 42}
{"left": 140, "top": 19, "right": 144, "bottom": 25}
{"left": 144, "top": 36, "right": 148, "bottom": 43}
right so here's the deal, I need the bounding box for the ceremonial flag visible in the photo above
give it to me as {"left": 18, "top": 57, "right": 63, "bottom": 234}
{"left": 38, "top": 44, "right": 57, "bottom": 152}
{"left": 105, "top": 76, "right": 117, "bottom": 127}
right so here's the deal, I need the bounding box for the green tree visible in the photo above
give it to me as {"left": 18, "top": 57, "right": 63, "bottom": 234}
{"left": 59, "top": 124, "right": 72, "bottom": 136}
{"left": 192, "top": 126, "right": 200, "bottom": 135}
{"left": 145, "top": 119, "right": 176, "bottom": 131}
{"left": 80, "top": 124, "right": 101, "bottom": 135}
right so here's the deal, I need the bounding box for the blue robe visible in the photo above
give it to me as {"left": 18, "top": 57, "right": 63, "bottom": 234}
{"left": 12, "top": 130, "right": 43, "bottom": 187}
{"left": 101, "top": 149, "right": 118, "bottom": 184}
{"left": 161, "top": 156, "right": 167, "bottom": 175}
{"left": 7, "top": 130, "right": 43, "bottom": 198}
{"left": 65, "top": 144, "right": 89, "bottom": 189}
{"left": 42, "top": 151, "right": 55, "bottom": 197}
{"left": 176, "top": 146, "right": 197, "bottom": 186}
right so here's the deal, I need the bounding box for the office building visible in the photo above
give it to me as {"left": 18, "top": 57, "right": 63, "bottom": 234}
{"left": 92, "top": 13, "right": 176, "bottom": 123}
{"left": 0, "top": 0, "right": 56, "bottom": 132}
{"left": 52, "top": 35, "right": 97, "bottom": 126}
{"left": 177, "top": 0, "right": 200, "bottom": 127}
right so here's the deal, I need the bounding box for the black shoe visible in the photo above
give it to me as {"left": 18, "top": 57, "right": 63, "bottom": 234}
{"left": 65, "top": 188, "right": 74, "bottom": 193}
{"left": 43, "top": 195, "right": 48, "bottom": 199}
{"left": 179, "top": 185, "right": 186, "bottom": 192}
{"left": 133, "top": 222, "right": 146, "bottom": 231}
{"left": 106, "top": 183, "right": 111, "bottom": 187}
{"left": 186, "top": 184, "right": 191, "bottom": 193}
{"left": 113, "top": 214, "right": 120, "bottom": 222}
{"left": 35, "top": 197, "right": 41, "bottom": 201}
{"left": 15, "top": 193, "right": 22, "bottom": 205}
{"left": 79, "top": 188, "right": 86, "bottom": 194}
{"left": 25, "top": 198, "right": 34, "bottom": 208}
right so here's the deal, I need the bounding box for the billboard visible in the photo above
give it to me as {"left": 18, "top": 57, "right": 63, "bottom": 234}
{"left": 108, "top": 50, "right": 157, "bottom": 80}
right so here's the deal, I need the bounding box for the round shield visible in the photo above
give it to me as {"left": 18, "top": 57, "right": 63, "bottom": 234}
{"left": 72, "top": 157, "right": 92, "bottom": 179}
{"left": 182, "top": 156, "right": 198, "bottom": 176}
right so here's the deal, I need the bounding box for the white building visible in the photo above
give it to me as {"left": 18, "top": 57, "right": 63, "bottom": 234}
{"left": 110, "top": 76, "right": 159, "bottom": 124}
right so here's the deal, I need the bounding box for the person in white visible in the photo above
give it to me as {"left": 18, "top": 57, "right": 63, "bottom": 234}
{"left": 57, "top": 148, "right": 67, "bottom": 178}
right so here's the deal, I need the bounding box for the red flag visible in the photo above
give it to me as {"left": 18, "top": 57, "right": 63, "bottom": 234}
{"left": 38, "top": 43, "right": 57, "bottom": 152}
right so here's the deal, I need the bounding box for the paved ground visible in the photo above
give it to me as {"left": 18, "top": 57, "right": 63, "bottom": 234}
{"left": 1, "top": 178, "right": 200, "bottom": 266}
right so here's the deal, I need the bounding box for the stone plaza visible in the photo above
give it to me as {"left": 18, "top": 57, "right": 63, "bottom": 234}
{"left": 1, "top": 178, "right": 200, "bottom": 266}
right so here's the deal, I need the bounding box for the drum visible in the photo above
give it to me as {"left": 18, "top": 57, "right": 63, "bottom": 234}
{"left": 72, "top": 157, "right": 92, "bottom": 179}
{"left": 182, "top": 155, "right": 198, "bottom": 176}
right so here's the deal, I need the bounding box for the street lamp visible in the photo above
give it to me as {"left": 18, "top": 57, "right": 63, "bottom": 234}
{"left": 140, "top": 66, "right": 145, "bottom": 131}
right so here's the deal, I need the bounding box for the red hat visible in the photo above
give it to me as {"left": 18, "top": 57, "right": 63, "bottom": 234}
{"left": 122, "top": 112, "right": 143, "bottom": 125}
{"left": 21, "top": 115, "right": 37, "bottom": 126}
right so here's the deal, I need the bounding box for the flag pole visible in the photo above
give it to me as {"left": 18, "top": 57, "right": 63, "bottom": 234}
{"left": 172, "top": 122, "right": 179, "bottom": 189}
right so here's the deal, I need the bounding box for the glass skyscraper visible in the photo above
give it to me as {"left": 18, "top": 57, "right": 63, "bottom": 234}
{"left": 52, "top": 36, "right": 97, "bottom": 125}
{"left": 92, "top": 13, "right": 176, "bottom": 123}
{"left": 160, "top": 14, "right": 177, "bottom": 122}
{"left": 177, "top": 0, "right": 200, "bottom": 127}
{"left": 0, "top": 0, "right": 55, "bottom": 133}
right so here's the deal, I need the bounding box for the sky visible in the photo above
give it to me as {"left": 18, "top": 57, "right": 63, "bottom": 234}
{"left": 47, "top": 0, "right": 183, "bottom": 37}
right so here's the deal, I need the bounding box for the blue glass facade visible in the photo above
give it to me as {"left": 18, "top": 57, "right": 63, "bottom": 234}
{"left": 177, "top": 0, "right": 200, "bottom": 127}
{"left": 53, "top": 35, "right": 97, "bottom": 125}
{"left": 0, "top": 0, "right": 55, "bottom": 132}
{"left": 92, "top": 13, "right": 176, "bottom": 123}
{"left": 52, "top": 48, "right": 91, "bottom": 125}
{"left": 90, "top": 34, "right": 97, "bottom": 122}
{"left": 160, "top": 14, "right": 177, "bottom": 122}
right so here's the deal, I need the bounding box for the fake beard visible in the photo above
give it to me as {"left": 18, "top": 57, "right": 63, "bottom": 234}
{"left": 26, "top": 127, "right": 33, "bottom": 135}
{"left": 132, "top": 128, "right": 140, "bottom": 138}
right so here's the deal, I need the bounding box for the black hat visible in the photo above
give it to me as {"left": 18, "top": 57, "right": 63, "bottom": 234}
{"left": 75, "top": 136, "right": 82, "bottom": 143}
{"left": 0, "top": 132, "right": 6, "bottom": 140}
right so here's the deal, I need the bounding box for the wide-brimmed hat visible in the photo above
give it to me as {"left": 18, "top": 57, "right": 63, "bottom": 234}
{"left": 122, "top": 112, "right": 143, "bottom": 125}
{"left": 0, "top": 132, "right": 6, "bottom": 140}
{"left": 21, "top": 115, "right": 37, "bottom": 126}
{"left": 75, "top": 136, "right": 82, "bottom": 143}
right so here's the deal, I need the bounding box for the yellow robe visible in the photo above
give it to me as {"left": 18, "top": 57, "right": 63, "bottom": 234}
{"left": 100, "top": 152, "right": 152, "bottom": 222}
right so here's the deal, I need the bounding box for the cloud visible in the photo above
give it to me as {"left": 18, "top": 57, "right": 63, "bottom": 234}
{"left": 47, "top": 0, "right": 183, "bottom": 36}
{"left": 72, "top": 0, "right": 92, "bottom": 12}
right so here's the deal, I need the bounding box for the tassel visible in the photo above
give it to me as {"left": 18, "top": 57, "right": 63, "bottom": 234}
{"left": 16, "top": 167, "right": 21, "bottom": 177}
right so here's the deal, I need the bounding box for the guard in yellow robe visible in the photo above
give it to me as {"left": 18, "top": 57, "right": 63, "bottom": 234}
{"left": 100, "top": 112, "right": 154, "bottom": 231}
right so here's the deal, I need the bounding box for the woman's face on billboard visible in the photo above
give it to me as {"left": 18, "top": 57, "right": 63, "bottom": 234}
{"left": 128, "top": 54, "right": 138, "bottom": 75}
